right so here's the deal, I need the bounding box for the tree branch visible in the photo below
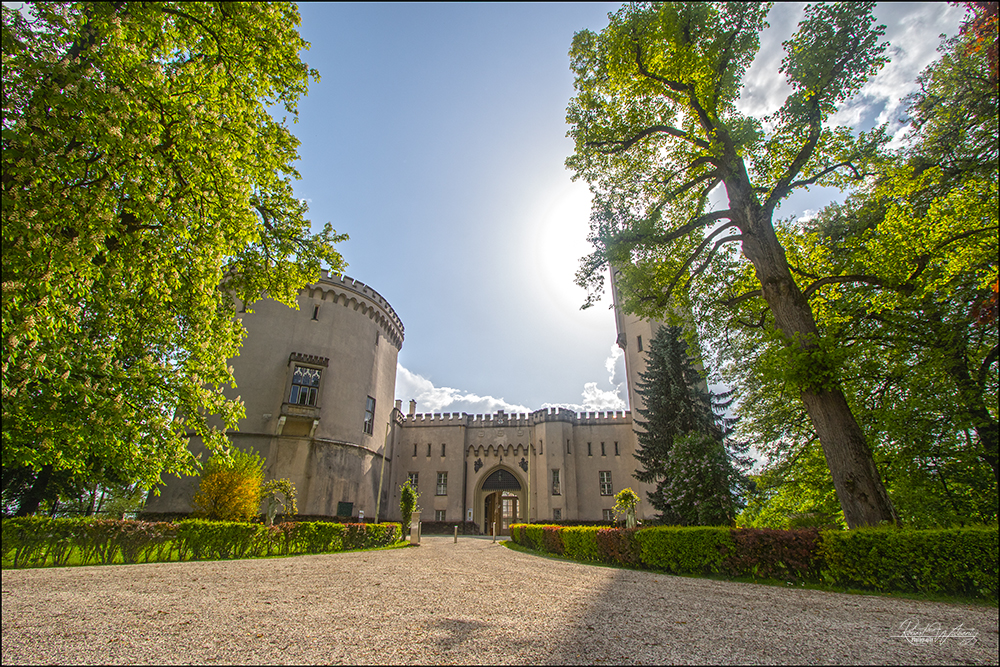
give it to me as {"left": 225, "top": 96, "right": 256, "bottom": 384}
{"left": 587, "top": 125, "right": 710, "bottom": 153}
{"left": 980, "top": 344, "right": 999, "bottom": 389}
{"left": 722, "top": 290, "right": 763, "bottom": 308}
{"left": 802, "top": 274, "right": 906, "bottom": 300}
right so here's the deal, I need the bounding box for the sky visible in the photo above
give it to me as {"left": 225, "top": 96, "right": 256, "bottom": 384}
{"left": 279, "top": 2, "right": 965, "bottom": 416}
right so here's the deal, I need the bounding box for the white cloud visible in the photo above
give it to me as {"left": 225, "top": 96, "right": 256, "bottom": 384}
{"left": 395, "top": 364, "right": 531, "bottom": 415}
{"left": 396, "top": 346, "right": 627, "bottom": 417}
{"left": 795, "top": 209, "right": 818, "bottom": 224}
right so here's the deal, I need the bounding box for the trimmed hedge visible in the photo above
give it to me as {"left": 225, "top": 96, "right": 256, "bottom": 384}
{"left": 821, "top": 526, "right": 998, "bottom": 598}
{"left": 509, "top": 523, "right": 998, "bottom": 598}
{"left": 2, "top": 517, "right": 402, "bottom": 568}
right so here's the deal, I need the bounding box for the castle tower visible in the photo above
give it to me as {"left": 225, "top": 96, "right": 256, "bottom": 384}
{"left": 609, "top": 266, "right": 664, "bottom": 419}
{"left": 145, "top": 271, "right": 404, "bottom": 520}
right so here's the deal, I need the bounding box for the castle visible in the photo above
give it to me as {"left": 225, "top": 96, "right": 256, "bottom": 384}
{"left": 146, "top": 269, "right": 663, "bottom": 533}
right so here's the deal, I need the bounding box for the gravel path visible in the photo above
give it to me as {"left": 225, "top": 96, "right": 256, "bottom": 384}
{"left": 2, "top": 536, "right": 997, "bottom": 665}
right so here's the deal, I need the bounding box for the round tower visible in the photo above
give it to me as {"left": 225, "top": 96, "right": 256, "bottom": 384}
{"left": 146, "top": 271, "right": 404, "bottom": 520}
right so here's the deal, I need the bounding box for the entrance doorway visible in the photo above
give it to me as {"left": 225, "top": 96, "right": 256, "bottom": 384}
{"left": 478, "top": 467, "right": 523, "bottom": 536}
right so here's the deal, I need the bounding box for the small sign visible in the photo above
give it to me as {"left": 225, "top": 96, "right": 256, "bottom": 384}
{"left": 358, "top": 510, "right": 364, "bottom": 520}
{"left": 467, "top": 508, "right": 473, "bottom": 521}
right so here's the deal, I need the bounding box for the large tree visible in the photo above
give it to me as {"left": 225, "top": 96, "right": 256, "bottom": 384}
{"left": 633, "top": 325, "right": 747, "bottom": 525}
{"left": 568, "top": 2, "right": 899, "bottom": 527}
{"left": 2, "top": 2, "right": 346, "bottom": 514}
{"left": 719, "top": 24, "right": 997, "bottom": 528}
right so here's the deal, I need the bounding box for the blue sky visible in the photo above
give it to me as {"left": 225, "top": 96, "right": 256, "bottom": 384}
{"left": 286, "top": 3, "right": 966, "bottom": 415}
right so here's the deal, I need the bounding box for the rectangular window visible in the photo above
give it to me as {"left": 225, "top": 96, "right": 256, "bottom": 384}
{"left": 363, "top": 396, "right": 376, "bottom": 435}
{"left": 614, "top": 441, "right": 619, "bottom": 456}
{"left": 567, "top": 439, "right": 570, "bottom": 454}
{"left": 289, "top": 366, "right": 321, "bottom": 406}
{"left": 441, "top": 443, "right": 446, "bottom": 457}
{"left": 413, "top": 443, "right": 417, "bottom": 457}
{"left": 599, "top": 471, "right": 613, "bottom": 496}
{"left": 587, "top": 442, "right": 592, "bottom": 456}
{"left": 601, "top": 442, "right": 606, "bottom": 456}
{"left": 603, "top": 509, "right": 614, "bottom": 522}
{"left": 637, "top": 335, "right": 643, "bottom": 352}
{"left": 551, "top": 469, "right": 561, "bottom": 496}
{"left": 435, "top": 509, "right": 446, "bottom": 521}
{"left": 427, "top": 443, "right": 432, "bottom": 457}
{"left": 553, "top": 508, "right": 562, "bottom": 521}
{"left": 436, "top": 471, "right": 447, "bottom": 496}
{"left": 408, "top": 472, "right": 418, "bottom": 489}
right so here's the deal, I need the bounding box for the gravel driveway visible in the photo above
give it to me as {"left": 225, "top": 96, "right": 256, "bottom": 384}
{"left": 2, "top": 535, "right": 997, "bottom": 665}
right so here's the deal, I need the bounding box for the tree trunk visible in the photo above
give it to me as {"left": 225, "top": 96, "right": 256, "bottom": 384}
{"left": 737, "top": 205, "right": 898, "bottom": 528}
{"left": 15, "top": 464, "right": 53, "bottom": 517}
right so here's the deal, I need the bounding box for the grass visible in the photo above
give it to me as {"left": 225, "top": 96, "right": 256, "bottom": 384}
{"left": 502, "top": 540, "right": 998, "bottom": 607}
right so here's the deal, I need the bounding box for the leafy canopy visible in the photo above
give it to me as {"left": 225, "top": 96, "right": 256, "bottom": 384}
{"left": 2, "top": 2, "right": 346, "bottom": 496}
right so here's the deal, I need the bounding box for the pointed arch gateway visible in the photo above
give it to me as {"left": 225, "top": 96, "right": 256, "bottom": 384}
{"left": 476, "top": 466, "right": 524, "bottom": 536}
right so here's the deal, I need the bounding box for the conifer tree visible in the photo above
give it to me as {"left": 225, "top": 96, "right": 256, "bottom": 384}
{"left": 632, "top": 325, "right": 747, "bottom": 523}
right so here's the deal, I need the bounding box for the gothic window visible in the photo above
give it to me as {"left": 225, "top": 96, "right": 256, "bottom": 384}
{"left": 599, "top": 471, "right": 613, "bottom": 496}
{"left": 436, "top": 472, "right": 447, "bottom": 496}
{"left": 551, "top": 469, "right": 561, "bottom": 496}
{"left": 289, "top": 366, "right": 321, "bottom": 406}
{"left": 363, "top": 396, "right": 376, "bottom": 435}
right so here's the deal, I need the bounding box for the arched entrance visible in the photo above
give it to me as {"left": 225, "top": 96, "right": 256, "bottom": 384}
{"left": 477, "top": 467, "right": 523, "bottom": 536}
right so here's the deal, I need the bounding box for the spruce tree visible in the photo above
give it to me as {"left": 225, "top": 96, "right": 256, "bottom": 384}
{"left": 632, "top": 325, "right": 747, "bottom": 524}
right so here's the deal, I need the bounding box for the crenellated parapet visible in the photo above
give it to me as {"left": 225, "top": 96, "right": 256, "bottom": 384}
{"left": 399, "top": 407, "right": 632, "bottom": 429}
{"left": 309, "top": 271, "right": 405, "bottom": 349}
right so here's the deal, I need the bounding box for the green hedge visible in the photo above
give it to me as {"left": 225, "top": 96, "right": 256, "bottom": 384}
{"left": 2, "top": 517, "right": 402, "bottom": 568}
{"left": 509, "top": 523, "right": 997, "bottom": 598}
{"left": 821, "top": 526, "right": 998, "bottom": 598}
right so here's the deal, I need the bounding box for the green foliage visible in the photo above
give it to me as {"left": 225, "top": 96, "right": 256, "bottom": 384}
{"left": 1, "top": 2, "right": 347, "bottom": 502}
{"left": 635, "top": 526, "right": 734, "bottom": 575}
{"left": 568, "top": 1, "right": 903, "bottom": 528}
{"left": 261, "top": 478, "right": 297, "bottom": 526}
{"left": 509, "top": 522, "right": 995, "bottom": 598}
{"left": 560, "top": 526, "right": 602, "bottom": 562}
{"left": 720, "top": 27, "right": 998, "bottom": 529}
{"left": 633, "top": 326, "right": 748, "bottom": 524}
{"left": 821, "top": 526, "right": 998, "bottom": 597}
{"left": 2, "top": 517, "right": 402, "bottom": 567}
{"left": 191, "top": 449, "right": 265, "bottom": 522}
{"left": 612, "top": 488, "right": 640, "bottom": 529}
{"left": 399, "top": 479, "right": 418, "bottom": 537}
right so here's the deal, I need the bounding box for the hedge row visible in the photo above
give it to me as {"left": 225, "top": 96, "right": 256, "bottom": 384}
{"left": 2, "top": 517, "right": 401, "bottom": 568}
{"left": 510, "top": 524, "right": 998, "bottom": 598}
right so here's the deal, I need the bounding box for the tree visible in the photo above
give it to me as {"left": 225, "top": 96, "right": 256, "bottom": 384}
{"left": 632, "top": 325, "right": 747, "bottom": 523}
{"left": 612, "top": 487, "right": 640, "bottom": 528}
{"left": 191, "top": 449, "right": 265, "bottom": 522}
{"left": 399, "top": 479, "right": 418, "bottom": 537}
{"left": 2, "top": 2, "right": 346, "bottom": 508}
{"left": 718, "top": 25, "right": 997, "bottom": 528}
{"left": 568, "top": 2, "right": 899, "bottom": 527}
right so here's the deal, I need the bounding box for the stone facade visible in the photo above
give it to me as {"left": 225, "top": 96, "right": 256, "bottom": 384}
{"left": 147, "top": 268, "right": 663, "bottom": 533}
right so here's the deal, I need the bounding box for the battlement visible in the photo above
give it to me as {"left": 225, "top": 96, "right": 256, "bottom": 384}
{"left": 400, "top": 407, "right": 632, "bottom": 428}
{"left": 313, "top": 271, "right": 405, "bottom": 348}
